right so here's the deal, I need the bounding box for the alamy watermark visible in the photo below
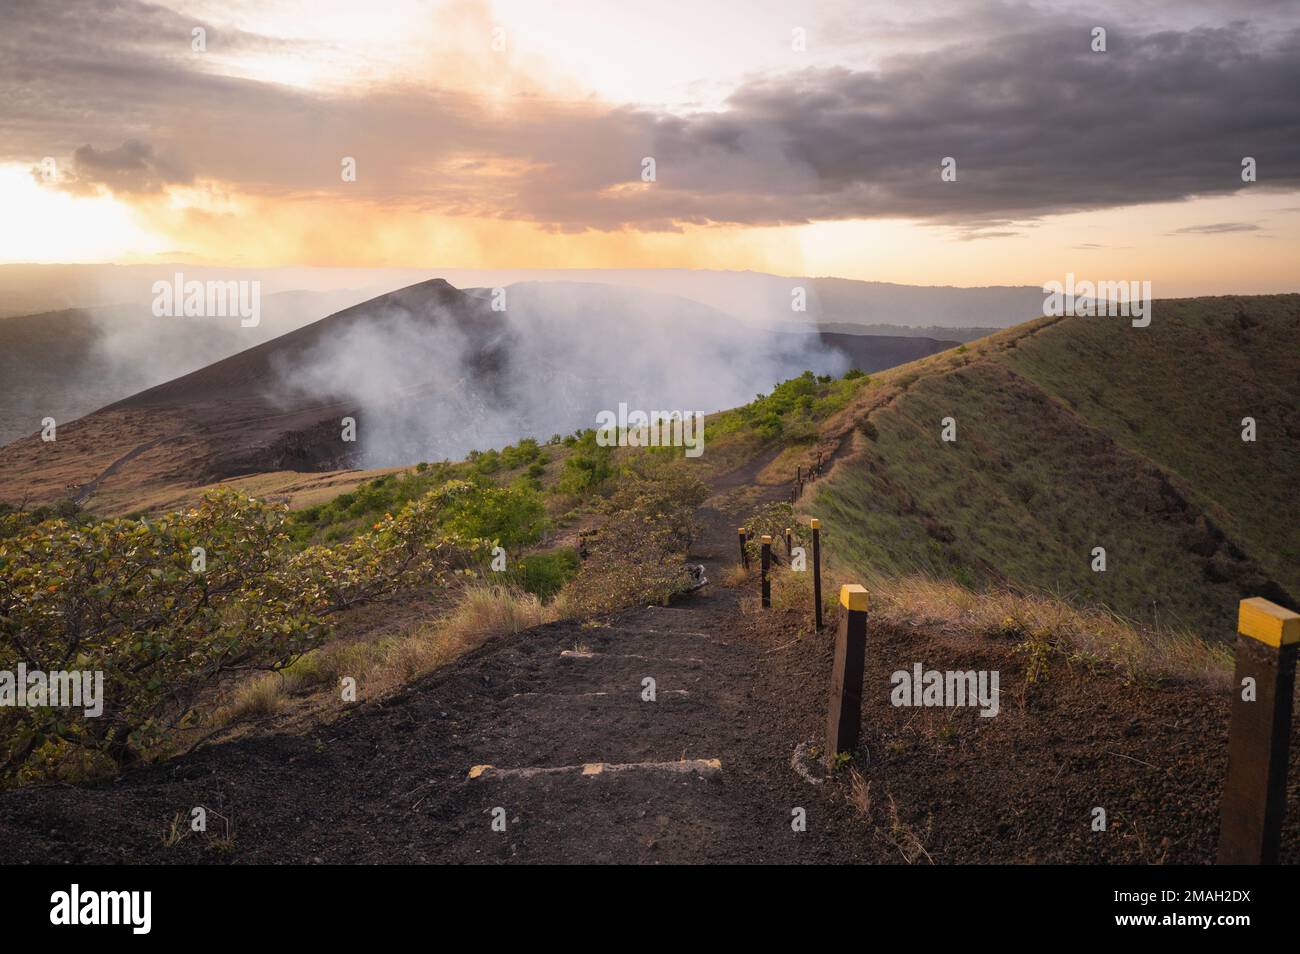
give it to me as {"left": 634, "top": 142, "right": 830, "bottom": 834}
{"left": 50, "top": 884, "right": 151, "bottom": 934}
{"left": 595, "top": 403, "right": 705, "bottom": 458}
{"left": 890, "top": 663, "right": 999, "bottom": 717}
{"left": 151, "top": 272, "right": 261, "bottom": 327}
{"left": 0, "top": 665, "right": 103, "bottom": 717}
{"left": 1043, "top": 273, "right": 1151, "bottom": 327}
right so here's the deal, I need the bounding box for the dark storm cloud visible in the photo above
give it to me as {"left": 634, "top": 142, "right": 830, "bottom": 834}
{"left": 2, "top": 0, "right": 1298, "bottom": 229}
{"left": 612, "top": 25, "right": 1300, "bottom": 228}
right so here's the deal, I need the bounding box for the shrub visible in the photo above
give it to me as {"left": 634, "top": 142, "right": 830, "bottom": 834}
{"left": 557, "top": 429, "right": 616, "bottom": 497}
{"left": 742, "top": 501, "right": 809, "bottom": 565}
{"left": 430, "top": 479, "right": 546, "bottom": 549}
{"left": 500, "top": 438, "right": 542, "bottom": 470}
{"left": 507, "top": 549, "right": 580, "bottom": 601}
{"left": 559, "top": 457, "right": 709, "bottom": 616}
{"left": 710, "top": 370, "right": 871, "bottom": 442}
{"left": 0, "top": 488, "right": 487, "bottom": 781}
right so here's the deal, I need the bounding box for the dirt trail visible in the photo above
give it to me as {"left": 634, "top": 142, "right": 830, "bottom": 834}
{"left": 5, "top": 455, "right": 1300, "bottom": 864}
{"left": 0, "top": 461, "right": 885, "bottom": 864}
{"left": 72, "top": 433, "right": 178, "bottom": 505}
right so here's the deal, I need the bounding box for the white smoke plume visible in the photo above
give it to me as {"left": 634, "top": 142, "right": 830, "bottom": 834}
{"left": 268, "top": 280, "right": 848, "bottom": 467}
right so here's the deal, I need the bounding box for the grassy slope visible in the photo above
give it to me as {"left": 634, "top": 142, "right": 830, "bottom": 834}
{"left": 1001, "top": 296, "right": 1300, "bottom": 598}
{"left": 808, "top": 295, "right": 1300, "bottom": 640}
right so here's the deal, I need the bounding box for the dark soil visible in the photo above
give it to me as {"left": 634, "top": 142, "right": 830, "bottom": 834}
{"left": 2, "top": 458, "right": 1297, "bottom": 864}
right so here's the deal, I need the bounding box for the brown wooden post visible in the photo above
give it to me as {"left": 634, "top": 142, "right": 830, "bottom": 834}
{"left": 811, "top": 518, "right": 823, "bottom": 631}
{"left": 784, "top": 527, "right": 792, "bottom": 557}
{"left": 760, "top": 535, "right": 772, "bottom": 608}
{"left": 1217, "top": 597, "right": 1300, "bottom": 864}
{"left": 796, "top": 465, "right": 802, "bottom": 484}
{"left": 826, "top": 584, "right": 869, "bottom": 760}
{"left": 738, "top": 527, "right": 748, "bottom": 570}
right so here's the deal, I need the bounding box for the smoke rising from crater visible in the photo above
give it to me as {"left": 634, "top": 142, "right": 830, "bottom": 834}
{"left": 268, "top": 280, "right": 849, "bottom": 468}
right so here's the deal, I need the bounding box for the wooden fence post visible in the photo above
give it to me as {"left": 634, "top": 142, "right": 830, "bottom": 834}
{"left": 784, "top": 527, "right": 792, "bottom": 558}
{"left": 760, "top": 535, "right": 772, "bottom": 608}
{"left": 826, "top": 584, "right": 869, "bottom": 760}
{"left": 1217, "top": 597, "right": 1300, "bottom": 864}
{"left": 811, "top": 518, "right": 823, "bottom": 631}
{"left": 738, "top": 527, "right": 748, "bottom": 569}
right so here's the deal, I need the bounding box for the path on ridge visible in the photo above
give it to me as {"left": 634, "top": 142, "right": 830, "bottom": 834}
{"left": 0, "top": 455, "right": 880, "bottom": 864}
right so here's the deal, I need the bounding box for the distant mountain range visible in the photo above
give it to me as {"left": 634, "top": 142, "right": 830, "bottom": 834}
{"left": 0, "top": 263, "right": 1047, "bottom": 326}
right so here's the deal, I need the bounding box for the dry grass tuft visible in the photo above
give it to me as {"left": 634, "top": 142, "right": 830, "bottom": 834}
{"left": 218, "top": 583, "right": 554, "bottom": 724}
{"left": 848, "top": 767, "right": 872, "bottom": 817}
{"left": 858, "top": 573, "right": 1232, "bottom": 687}
{"left": 883, "top": 790, "right": 934, "bottom": 865}
{"left": 720, "top": 563, "right": 752, "bottom": 587}
{"left": 225, "top": 674, "right": 285, "bottom": 719}
{"left": 368, "top": 584, "right": 551, "bottom": 694}
{"left": 769, "top": 567, "right": 812, "bottom": 611}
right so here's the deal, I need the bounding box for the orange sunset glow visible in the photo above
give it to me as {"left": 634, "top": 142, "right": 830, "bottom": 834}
{"left": 3, "top": 0, "right": 1299, "bottom": 294}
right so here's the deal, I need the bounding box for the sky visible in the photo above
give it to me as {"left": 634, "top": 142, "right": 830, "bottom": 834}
{"left": 2, "top": 0, "right": 1299, "bottom": 294}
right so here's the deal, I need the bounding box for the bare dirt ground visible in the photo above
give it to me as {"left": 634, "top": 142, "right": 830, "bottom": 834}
{"left": 2, "top": 460, "right": 1298, "bottom": 864}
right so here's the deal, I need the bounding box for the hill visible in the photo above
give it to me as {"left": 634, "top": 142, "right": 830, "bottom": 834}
{"left": 802, "top": 294, "right": 1300, "bottom": 639}
{"left": 0, "top": 264, "right": 1048, "bottom": 329}
{"left": 0, "top": 290, "right": 373, "bottom": 447}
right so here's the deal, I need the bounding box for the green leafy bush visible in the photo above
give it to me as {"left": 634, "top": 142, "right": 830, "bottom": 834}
{"left": 742, "top": 501, "right": 809, "bottom": 565}
{"left": 430, "top": 479, "right": 546, "bottom": 549}
{"left": 557, "top": 429, "right": 616, "bottom": 497}
{"left": 507, "top": 549, "right": 580, "bottom": 601}
{"left": 711, "top": 370, "right": 871, "bottom": 442}
{"left": 0, "top": 489, "right": 487, "bottom": 781}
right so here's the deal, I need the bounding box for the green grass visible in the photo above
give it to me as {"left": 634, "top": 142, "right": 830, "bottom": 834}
{"left": 709, "top": 369, "right": 871, "bottom": 444}
{"left": 810, "top": 295, "right": 1300, "bottom": 640}
{"left": 1000, "top": 296, "right": 1300, "bottom": 599}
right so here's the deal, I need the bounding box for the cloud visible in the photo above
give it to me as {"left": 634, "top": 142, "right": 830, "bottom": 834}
{"left": 957, "top": 231, "right": 1022, "bottom": 242}
{"left": 1171, "top": 222, "right": 1264, "bottom": 234}
{"left": 625, "top": 25, "right": 1300, "bottom": 229}
{"left": 3, "top": 1, "right": 1299, "bottom": 232}
{"left": 53, "top": 140, "right": 192, "bottom": 195}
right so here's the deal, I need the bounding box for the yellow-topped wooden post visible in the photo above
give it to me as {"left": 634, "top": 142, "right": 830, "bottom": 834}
{"left": 1218, "top": 597, "right": 1300, "bottom": 864}
{"left": 827, "top": 584, "right": 870, "bottom": 760}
